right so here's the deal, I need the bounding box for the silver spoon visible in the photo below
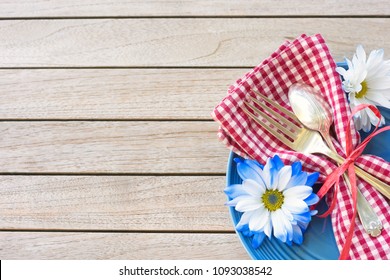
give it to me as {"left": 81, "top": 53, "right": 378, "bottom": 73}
{"left": 288, "top": 82, "right": 382, "bottom": 237}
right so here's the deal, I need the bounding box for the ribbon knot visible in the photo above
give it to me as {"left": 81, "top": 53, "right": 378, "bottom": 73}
{"left": 315, "top": 103, "right": 390, "bottom": 260}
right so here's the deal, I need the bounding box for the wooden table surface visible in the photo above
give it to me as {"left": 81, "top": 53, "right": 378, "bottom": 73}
{"left": 0, "top": 0, "right": 389, "bottom": 260}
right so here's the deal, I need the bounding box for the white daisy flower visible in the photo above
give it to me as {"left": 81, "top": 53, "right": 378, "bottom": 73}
{"left": 336, "top": 45, "right": 390, "bottom": 132}
{"left": 225, "top": 155, "right": 319, "bottom": 247}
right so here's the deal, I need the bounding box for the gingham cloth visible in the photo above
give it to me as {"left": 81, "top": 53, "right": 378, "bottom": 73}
{"left": 211, "top": 34, "right": 390, "bottom": 259}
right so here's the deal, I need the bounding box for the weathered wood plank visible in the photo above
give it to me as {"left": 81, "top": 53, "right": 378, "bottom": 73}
{"left": 0, "top": 121, "right": 229, "bottom": 173}
{"left": 0, "top": 232, "right": 249, "bottom": 259}
{"left": 0, "top": 176, "right": 231, "bottom": 231}
{"left": 0, "top": 68, "right": 243, "bottom": 120}
{"left": 0, "top": 18, "right": 388, "bottom": 67}
{"left": 0, "top": 0, "right": 387, "bottom": 17}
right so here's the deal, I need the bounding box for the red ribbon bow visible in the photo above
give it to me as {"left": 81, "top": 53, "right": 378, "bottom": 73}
{"left": 316, "top": 103, "right": 390, "bottom": 260}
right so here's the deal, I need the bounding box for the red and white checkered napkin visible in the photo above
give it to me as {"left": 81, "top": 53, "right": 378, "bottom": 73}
{"left": 211, "top": 34, "right": 390, "bottom": 259}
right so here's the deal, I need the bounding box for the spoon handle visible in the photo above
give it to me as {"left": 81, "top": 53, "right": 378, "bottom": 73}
{"left": 356, "top": 186, "right": 383, "bottom": 237}
{"left": 342, "top": 173, "right": 383, "bottom": 237}
{"left": 323, "top": 135, "right": 382, "bottom": 237}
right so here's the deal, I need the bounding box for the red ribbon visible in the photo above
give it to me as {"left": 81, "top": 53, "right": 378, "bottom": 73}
{"left": 316, "top": 104, "right": 390, "bottom": 260}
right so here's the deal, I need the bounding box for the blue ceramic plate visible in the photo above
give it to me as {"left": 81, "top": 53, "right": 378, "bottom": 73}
{"left": 226, "top": 99, "right": 390, "bottom": 260}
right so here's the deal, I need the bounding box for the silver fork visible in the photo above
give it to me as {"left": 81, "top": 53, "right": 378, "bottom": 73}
{"left": 242, "top": 92, "right": 387, "bottom": 236}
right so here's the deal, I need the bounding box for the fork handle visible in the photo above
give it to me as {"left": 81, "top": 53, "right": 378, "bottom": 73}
{"left": 323, "top": 134, "right": 382, "bottom": 237}
{"left": 326, "top": 150, "right": 390, "bottom": 200}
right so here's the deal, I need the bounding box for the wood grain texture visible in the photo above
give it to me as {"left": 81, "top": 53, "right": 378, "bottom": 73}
{"left": 0, "top": 121, "right": 229, "bottom": 173}
{"left": 0, "top": 0, "right": 388, "bottom": 17}
{"left": 0, "top": 176, "right": 231, "bottom": 231}
{"left": 0, "top": 232, "right": 249, "bottom": 259}
{"left": 0, "top": 68, "right": 244, "bottom": 120}
{"left": 3, "top": 0, "right": 382, "bottom": 261}
{"left": 0, "top": 18, "right": 389, "bottom": 67}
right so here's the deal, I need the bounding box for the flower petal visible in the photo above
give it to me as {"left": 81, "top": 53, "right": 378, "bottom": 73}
{"left": 284, "top": 186, "right": 313, "bottom": 200}
{"left": 366, "top": 91, "right": 390, "bottom": 108}
{"left": 336, "top": 66, "right": 347, "bottom": 77}
{"left": 367, "top": 76, "right": 390, "bottom": 90}
{"left": 292, "top": 211, "right": 311, "bottom": 224}
{"left": 277, "top": 165, "right": 292, "bottom": 192}
{"left": 271, "top": 155, "right": 285, "bottom": 171}
{"left": 367, "top": 48, "right": 384, "bottom": 73}
{"left": 355, "top": 45, "right": 367, "bottom": 64}
{"left": 304, "top": 193, "right": 320, "bottom": 205}
{"left": 353, "top": 113, "right": 363, "bottom": 131}
{"left": 225, "top": 195, "right": 251, "bottom": 207}
{"left": 251, "top": 232, "right": 266, "bottom": 249}
{"left": 224, "top": 184, "right": 247, "bottom": 199}
{"left": 270, "top": 167, "right": 279, "bottom": 190}
{"left": 245, "top": 158, "right": 264, "bottom": 170}
{"left": 263, "top": 216, "right": 273, "bottom": 238}
{"left": 360, "top": 109, "right": 371, "bottom": 132}
{"left": 305, "top": 172, "right": 319, "bottom": 187}
{"left": 283, "top": 197, "right": 309, "bottom": 214}
{"left": 286, "top": 172, "right": 307, "bottom": 189}
{"left": 292, "top": 224, "right": 304, "bottom": 245}
{"left": 291, "top": 161, "right": 302, "bottom": 177}
{"left": 236, "top": 223, "right": 253, "bottom": 236}
{"left": 235, "top": 197, "right": 261, "bottom": 212}
{"left": 281, "top": 205, "right": 294, "bottom": 221}
{"left": 236, "top": 159, "right": 265, "bottom": 185}
{"left": 262, "top": 158, "right": 272, "bottom": 188}
{"left": 271, "top": 209, "right": 292, "bottom": 243}
{"left": 236, "top": 210, "right": 255, "bottom": 229}
{"left": 249, "top": 207, "right": 270, "bottom": 231}
{"left": 243, "top": 179, "right": 265, "bottom": 197}
{"left": 359, "top": 71, "right": 369, "bottom": 84}
{"left": 351, "top": 98, "right": 371, "bottom": 132}
{"left": 365, "top": 106, "right": 384, "bottom": 127}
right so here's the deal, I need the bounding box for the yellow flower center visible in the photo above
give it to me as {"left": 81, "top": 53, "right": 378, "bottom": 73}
{"left": 355, "top": 80, "right": 368, "bottom": 99}
{"left": 261, "top": 190, "right": 284, "bottom": 212}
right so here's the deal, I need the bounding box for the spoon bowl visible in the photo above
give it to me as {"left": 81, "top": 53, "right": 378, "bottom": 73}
{"left": 288, "top": 83, "right": 334, "bottom": 148}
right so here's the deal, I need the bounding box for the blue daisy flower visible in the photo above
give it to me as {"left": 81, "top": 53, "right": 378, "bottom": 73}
{"left": 225, "top": 155, "right": 319, "bottom": 248}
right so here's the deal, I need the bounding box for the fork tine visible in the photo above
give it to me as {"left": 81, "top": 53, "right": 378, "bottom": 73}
{"left": 250, "top": 88, "right": 301, "bottom": 127}
{"left": 248, "top": 96, "right": 301, "bottom": 133}
{"left": 244, "top": 101, "right": 297, "bottom": 140}
{"left": 242, "top": 102, "right": 294, "bottom": 149}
